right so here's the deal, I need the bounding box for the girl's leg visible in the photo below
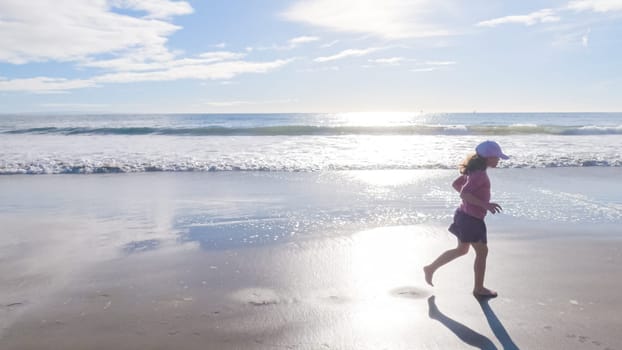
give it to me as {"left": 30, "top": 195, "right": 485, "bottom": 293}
{"left": 471, "top": 242, "right": 497, "bottom": 297}
{"left": 424, "top": 241, "right": 470, "bottom": 286}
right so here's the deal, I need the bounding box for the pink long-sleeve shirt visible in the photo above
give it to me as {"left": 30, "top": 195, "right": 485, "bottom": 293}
{"left": 452, "top": 170, "right": 491, "bottom": 220}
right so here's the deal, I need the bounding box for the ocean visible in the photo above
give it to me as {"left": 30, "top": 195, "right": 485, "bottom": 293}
{"left": 1, "top": 112, "right": 622, "bottom": 174}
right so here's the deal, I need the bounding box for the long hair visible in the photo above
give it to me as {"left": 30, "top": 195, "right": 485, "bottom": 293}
{"left": 459, "top": 153, "right": 487, "bottom": 175}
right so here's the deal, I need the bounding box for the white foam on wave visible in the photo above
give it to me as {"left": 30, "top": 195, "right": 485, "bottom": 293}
{"left": 509, "top": 123, "right": 538, "bottom": 127}
{"left": 572, "top": 125, "right": 622, "bottom": 135}
{"left": 1, "top": 131, "right": 622, "bottom": 174}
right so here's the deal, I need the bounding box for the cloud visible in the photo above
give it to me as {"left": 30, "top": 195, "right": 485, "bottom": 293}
{"left": 551, "top": 27, "right": 594, "bottom": 48}
{"left": 80, "top": 51, "right": 248, "bottom": 72}
{"left": 582, "top": 28, "right": 591, "bottom": 47}
{"left": 0, "top": 0, "right": 191, "bottom": 64}
{"left": 204, "top": 100, "right": 253, "bottom": 107}
{"left": 288, "top": 36, "right": 320, "bottom": 46}
{"left": 109, "top": 0, "right": 193, "bottom": 19}
{"left": 0, "top": 56, "right": 294, "bottom": 93}
{"left": 477, "top": 9, "right": 561, "bottom": 27}
{"left": 204, "top": 99, "right": 296, "bottom": 107}
{"left": 0, "top": 77, "right": 97, "bottom": 93}
{"left": 321, "top": 40, "right": 340, "bottom": 48}
{"left": 41, "top": 103, "right": 109, "bottom": 109}
{"left": 0, "top": 1, "right": 295, "bottom": 93}
{"left": 409, "top": 60, "right": 456, "bottom": 73}
{"left": 298, "top": 66, "right": 340, "bottom": 73}
{"left": 411, "top": 67, "right": 438, "bottom": 72}
{"left": 567, "top": 0, "right": 622, "bottom": 12}
{"left": 93, "top": 59, "right": 294, "bottom": 83}
{"left": 198, "top": 51, "right": 248, "bottom": 62}
{"left": 424, "top": 60, "right": 456, "bottom": 65}
{"left": 314, "top": 48, "right": 380, "bottom": 62}
{"left": 369, "top": 57, "right": 405, "bottom": 65}
{"left": 256, "top": 36, "right": 320, "bottom": 51}
{"left": 282, "top": 0, "right": 452, "bottom": 39}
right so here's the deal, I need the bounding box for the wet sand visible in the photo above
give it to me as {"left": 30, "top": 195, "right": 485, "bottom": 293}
{"left": 1, "top": 170, "right": 621, "bottom": 349}
{"left": 2, "top": 225, "right": 621, "bottom": 349}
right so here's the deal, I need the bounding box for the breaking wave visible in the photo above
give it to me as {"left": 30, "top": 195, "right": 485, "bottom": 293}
{"left": 4, "top": 124, "right": 622, "bottom": 136}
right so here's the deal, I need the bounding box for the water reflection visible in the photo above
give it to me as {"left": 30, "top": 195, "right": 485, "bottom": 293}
{"left": 177, "top": 218, "right": 295, "bottom": 250}
{"left": 114, "top": 170, "right": 455, "bottom": 255}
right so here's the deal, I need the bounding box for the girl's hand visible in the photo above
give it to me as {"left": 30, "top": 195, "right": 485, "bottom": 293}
{"left": 486, "top": 202, "right": 503, "bottom": 214}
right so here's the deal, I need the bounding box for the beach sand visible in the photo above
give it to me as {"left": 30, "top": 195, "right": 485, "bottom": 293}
{"left": 1, "top": 169, "right": 621, "bottom": 349}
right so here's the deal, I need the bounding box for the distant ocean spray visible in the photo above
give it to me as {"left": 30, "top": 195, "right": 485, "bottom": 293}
{"left": 1, "top": 113, "right": 621, "bottom": 174}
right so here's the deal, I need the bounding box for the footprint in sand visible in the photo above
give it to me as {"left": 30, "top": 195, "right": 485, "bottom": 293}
{"left": 5, "top": 302, "right": 25, "bottom": 308}
{"left": 231, "top": 288, "right": 282, "bottom": 306}
{"left": 326, "top": 295, "right": 350, "bottom": 304}
{"left": 567, "top": 333, "right": 613, "bottom": 350}
{"left": 390, "top": 286, "right": 430, "bottom": 299}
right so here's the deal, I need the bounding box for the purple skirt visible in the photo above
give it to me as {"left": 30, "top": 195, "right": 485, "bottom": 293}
{"left": 448, "top": 210, "right": 487, "bottom": 244}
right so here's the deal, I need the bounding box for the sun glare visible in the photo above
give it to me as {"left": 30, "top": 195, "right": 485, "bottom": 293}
{"left": 345, "top": 169, "right": 436, "bottom": 187}
{"left": 348, "top": 226, "right": 432, "bottom": 333}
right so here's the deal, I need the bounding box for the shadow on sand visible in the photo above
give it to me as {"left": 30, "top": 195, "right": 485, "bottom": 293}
{"left": 427, "top": 296, "right": 520, "bottom": 350}
{"left": 477, "top": 297, "right": 520, "bottom": 350}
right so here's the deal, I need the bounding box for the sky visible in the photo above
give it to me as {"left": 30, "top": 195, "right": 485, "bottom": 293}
{"left": 0, "top": 0, "right": 621, "bottom": 114}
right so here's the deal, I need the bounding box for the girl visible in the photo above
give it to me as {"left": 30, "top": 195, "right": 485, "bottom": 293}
{"left": 423, "top": 140, "right": 509, "bottom": 298}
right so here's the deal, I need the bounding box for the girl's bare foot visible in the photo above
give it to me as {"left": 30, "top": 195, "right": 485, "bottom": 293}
{"left": 473, "top": 287, "right": 498, "bottom": 298}
{"left": 423, "top": 266, "right": 434, "bottom": 286}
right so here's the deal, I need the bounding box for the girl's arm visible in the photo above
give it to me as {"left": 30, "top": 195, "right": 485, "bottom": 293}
{"left": 452, "top": 175, "right": 466, "bottom": 192}
{"left": 460, "top": 192, "right": 503, "bottom": 214}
